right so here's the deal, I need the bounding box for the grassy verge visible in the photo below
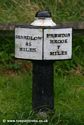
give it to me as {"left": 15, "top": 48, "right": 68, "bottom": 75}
{"left": 0, "top": 32, "right": 83, "bottom": 124}
{"left": 0, "top": 0, "right": 84, "bottom": 123}
{"left": 0, "top": 71, "right": 84, "bottom": 125}
{"left": 54, "top": 74, "right": 84, "bottom": 125}
{"left": 0, "top": 72, "right": 32, "bottom": 121}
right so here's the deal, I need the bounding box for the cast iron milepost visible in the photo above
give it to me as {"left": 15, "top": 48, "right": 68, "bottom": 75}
{"left": 31, "top": 11, "right": 56, "bottom": 112}
{"left": 15, "top": 10, "right": 72, "bottom": 113}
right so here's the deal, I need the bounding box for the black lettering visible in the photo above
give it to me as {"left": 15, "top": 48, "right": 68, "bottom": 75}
{"left": 57, "top": 45, "right": 60, "bottom": 49}
{"left": 50, "top": 52, "right": 54, "bottom": 55}
{"left": 50, "top": 39, "right": 68, "bottom": 44}
{"left": 26, "top": 42, "right": 31, "bottom": 46}
{"left": 47, "top": 33, "right": 70, "bottom": 38}
{"left": 19, "top": 48, "right": 23, "bottom": 51}
{"left": 50, "top": 51, "right": 67, "bottom": 55}
{"left": 19, "top": 47, "right": 36, "bottom": 52}
{"left": 29, "top": 48, "right": 36, "bottom": 52}
{"left": 16, "top": 35, "right": 42, "bottom": 40}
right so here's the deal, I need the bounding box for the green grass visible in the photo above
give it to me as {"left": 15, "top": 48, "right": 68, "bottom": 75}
{"left": 0, "top": 71, "right": 84, "bottom": 125}
{"left": 0, "top": 72, "right": 32, "bottom": 120}
{"left": 0, "top": 31, "right": 84, "bottom": 124}
{"left": 54, "top": 74, "right": 84, "bottom": 125}
{"left": 0, "top": 0, "right": 84, "bottom": 23}
{"left": 0, "top": 1, "right": 84, "bottom": 124}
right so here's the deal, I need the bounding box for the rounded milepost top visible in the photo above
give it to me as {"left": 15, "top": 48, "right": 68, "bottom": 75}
{"left": 31, "top": 10, "right": 56, "bottom": 26}
{"left": 35, "top": 11, "right": 51, "bottom": 18}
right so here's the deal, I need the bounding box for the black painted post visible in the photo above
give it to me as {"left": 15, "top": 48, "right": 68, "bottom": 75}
{"left": 32, "top": 61, "right": 54, "bottom": 112}
{"left": 15, "top": 11, "right": 72, "bottom": 114}
{"left": 31, "top": 11, "right": 56, "bottom": 112}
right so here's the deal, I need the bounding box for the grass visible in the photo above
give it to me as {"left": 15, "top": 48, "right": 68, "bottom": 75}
{"left": 0, "top": 0, "right": 84, "bottom": 124}
{"left": 54, "top": 74, "right": 84, "bottom": 125}
{"left": 0, "top": 70, "right": 84, "bottom": 125}
{"left": 0, "top": 0, "right": 84, "bottom": 23}
{"left": 0, "top": 0, "right": 40, "bottom": 23}
{"left": 0, "top": 31, "right": 84, "bottom": 124}
{"left": 0, "top": 72, "right": 32, "bottom": 121}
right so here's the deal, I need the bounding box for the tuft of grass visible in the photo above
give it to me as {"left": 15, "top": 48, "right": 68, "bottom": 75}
{"left": 0, "top": 0, "right": 40, "bottom": 23}
{"left": 54, "top": 74, "right": 84, "bottom": 125}
{"left": 0, "top": 73, "right": 32, "bottom": 121}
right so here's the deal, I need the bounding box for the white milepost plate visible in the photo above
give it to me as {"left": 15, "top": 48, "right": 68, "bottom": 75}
{"left": 44, "top": 28, "right": 72, "bottom": 60}
{"left": 15, "top": 28, "right": 42, "bottom": 60}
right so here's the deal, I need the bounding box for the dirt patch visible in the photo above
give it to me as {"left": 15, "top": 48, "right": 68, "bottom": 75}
{"left": 0, "top": 62, "right": 32, "bottom": 76}
{"left": 69, "top": 65, "right": 84, "bottom": 76}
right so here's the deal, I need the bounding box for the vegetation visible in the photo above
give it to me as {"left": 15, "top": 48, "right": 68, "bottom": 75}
{"left": 0, "top": 32, "right": 84, "bottom": 125}
{"left": 0, "top": 0, "right": 84, "bottom": 125}
{"left": 0, "top": 0, "right": 84, "bottom": 23}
